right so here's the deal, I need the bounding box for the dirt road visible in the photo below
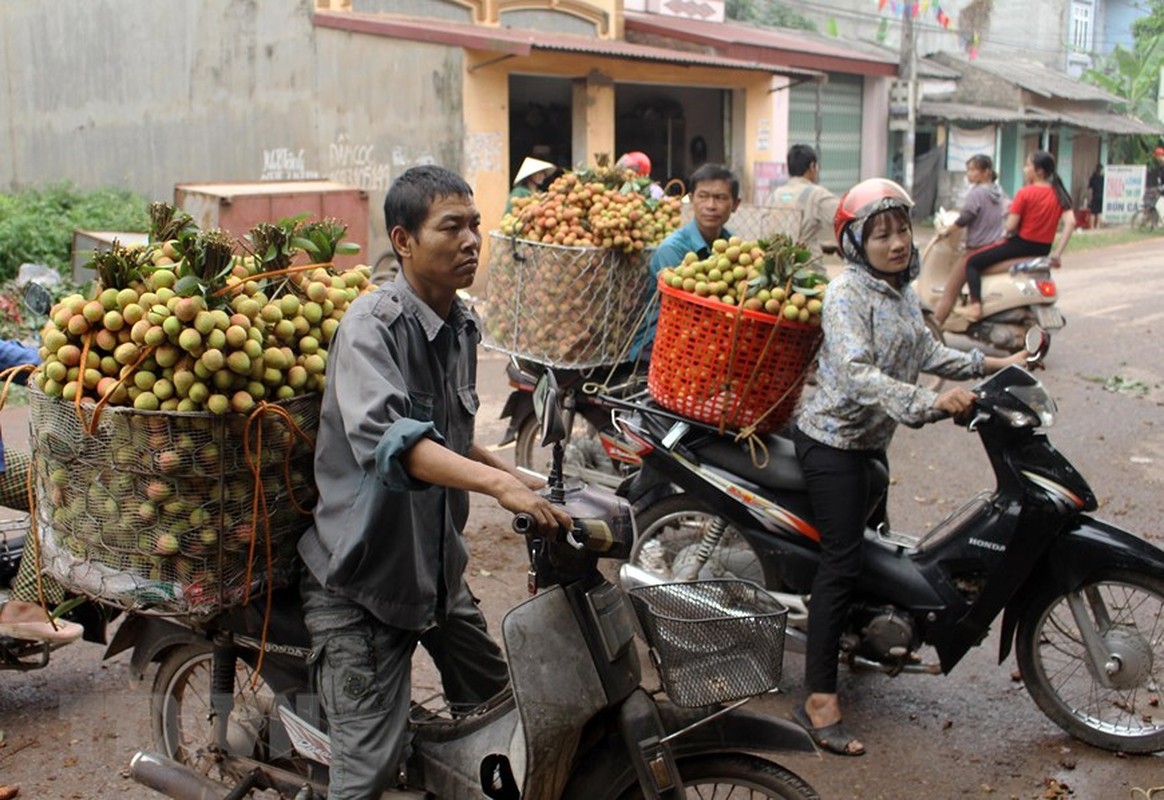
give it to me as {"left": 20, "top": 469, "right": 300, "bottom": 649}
{"left": 2, "top": 236, "right": 1163, "bottom": 799}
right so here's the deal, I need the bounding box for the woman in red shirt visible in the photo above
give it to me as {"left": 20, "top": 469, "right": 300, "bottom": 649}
{"left": 962, "top": 150, "right": 1076, "bottom": 321}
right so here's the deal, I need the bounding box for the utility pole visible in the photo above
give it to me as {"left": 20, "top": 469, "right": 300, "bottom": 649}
{"left": 899, "top": 9, "right": 918, "bottom": 195}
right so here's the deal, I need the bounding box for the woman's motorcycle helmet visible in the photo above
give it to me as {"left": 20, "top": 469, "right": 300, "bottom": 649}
{"left": 834, "top": 178, "right": 920, "bottom": 280}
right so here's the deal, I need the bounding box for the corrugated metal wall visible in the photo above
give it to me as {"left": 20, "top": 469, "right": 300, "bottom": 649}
{"left": 789, "top": 74, "right": 863, "bottom": 196}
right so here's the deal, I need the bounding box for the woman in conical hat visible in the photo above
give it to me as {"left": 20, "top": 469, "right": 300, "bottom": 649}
{"left": 506, "top": 156, "right": 556, "bottom": 213}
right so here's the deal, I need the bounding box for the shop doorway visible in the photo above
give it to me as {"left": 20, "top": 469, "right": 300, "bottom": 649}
{"left": 615, "top": 83, "right": 728, "bottom": 189}
{"left": 508, "top": 75, "right": 573, "bottom": 183}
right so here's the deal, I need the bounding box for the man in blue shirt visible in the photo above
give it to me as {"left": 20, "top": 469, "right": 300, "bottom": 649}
{"left": 629, "top": 163, "right": 740, "bottom": 359}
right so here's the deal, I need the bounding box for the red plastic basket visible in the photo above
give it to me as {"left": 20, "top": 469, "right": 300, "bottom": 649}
{"left": 648, "top": 276, "right": 823, "bottom": 433}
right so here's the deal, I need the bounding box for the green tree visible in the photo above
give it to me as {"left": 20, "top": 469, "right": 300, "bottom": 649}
{"left": 1080, "top": 33, "right": 1164, "bottom": 160}
{"left": 726, "top": 0, "right": 816, "bottom": 32}
{"left": 1131, "top": 0, "right": 1164, "bottom": 42}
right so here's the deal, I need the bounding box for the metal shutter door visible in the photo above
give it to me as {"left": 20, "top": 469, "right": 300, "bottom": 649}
{"left": 789, "top": 75, "right": 863, "bottom": 196}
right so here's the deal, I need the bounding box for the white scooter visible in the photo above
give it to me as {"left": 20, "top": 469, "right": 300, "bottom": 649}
{"left": 916, "top": 209, "right": 1064, "bottom": 354}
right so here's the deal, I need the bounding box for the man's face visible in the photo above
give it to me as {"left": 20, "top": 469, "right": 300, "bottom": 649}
{"left": 393, "top": 194, "right": 482, "bottom": 294}
{"left": 691, "top": 179, "right": 739, "bottom": 239}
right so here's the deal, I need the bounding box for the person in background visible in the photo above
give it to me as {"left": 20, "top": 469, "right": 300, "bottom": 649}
{"left": 931, "top": 154, "right": 1007, "bottom": 325}
{"left": 1150, "top": 147, "right": 1164, "bottom": 200}
{"left": 628, "top": 163, "right": 741, "bottom": 359}
{"left": 616, "top": 151, "right": 665, "bottom": 199}
{"left": 0, "top": 339, "right": 83, "bottom": 643}
{"left": 791, "top": 178, "right": 1028, "bottom": 757}
{"left": 766, "top": 144, "right": 840, "bottom": 260}
{"left": 505, "top": 156, "right": 557, "bottom": 213}
{"left": 297, "top": 165, "right": 572, "bottom": 799}
{"left": 1086, "top": 164, "right": 1104, "bottom": 229}
{"left": 961, "top": 150, "right": 1076, "bottom": 322}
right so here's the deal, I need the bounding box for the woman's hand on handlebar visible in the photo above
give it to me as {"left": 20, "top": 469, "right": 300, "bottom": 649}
{"left": 934, "top": 387, "right": 977, "bottom": 421}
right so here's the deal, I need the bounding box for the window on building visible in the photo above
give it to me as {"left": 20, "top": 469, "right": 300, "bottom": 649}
{"left": 1071, "top": 0, "right": 1093, "bottom": 51}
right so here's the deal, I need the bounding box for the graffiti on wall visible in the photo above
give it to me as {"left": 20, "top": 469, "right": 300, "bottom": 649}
{"left": 261, "top": 148, "right": 320, "bottom": 180}
{"left": 328, "top": 134, "right": 394, "bottom": 192}
{"left": 261, "top": 136, "right": 439, "bottom": 192}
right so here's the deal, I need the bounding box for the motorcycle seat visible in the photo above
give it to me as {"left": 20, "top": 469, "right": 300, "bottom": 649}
{"left": 690, "top": 432, "right": 807, "bottom": 492}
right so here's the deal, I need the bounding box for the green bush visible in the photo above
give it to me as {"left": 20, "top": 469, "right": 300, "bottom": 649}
{"left": 0, "top": 183, "right": 150, "bottom": 282}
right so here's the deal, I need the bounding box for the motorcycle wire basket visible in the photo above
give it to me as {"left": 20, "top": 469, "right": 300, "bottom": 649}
{"left": 27, "top": 382, "right": 319, "bottom": 617}
{"left": 627, "top": 579, "right": 788, "bottom": 708}
{"left": 648, "top": 276, "right": 822, "bottom": 434}
{"left": 482, "top": 233, "right": 654, "bottom": 369}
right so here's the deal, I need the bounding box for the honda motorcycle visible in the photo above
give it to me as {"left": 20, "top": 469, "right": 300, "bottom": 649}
{"left": 611, "top": 343, "right": 1164, "bottom": 754}
{"left": 917, "top": 210, "right": 1064, "bottom": 356}
{"left": 122, "top": 372, "right": 820, "bottom": 799}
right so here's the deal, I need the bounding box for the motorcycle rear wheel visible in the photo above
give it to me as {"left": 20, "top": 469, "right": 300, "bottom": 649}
{"left": 1015, "top": 569, "right": 1164, "bottom": 754}
{"left": 630, "top": 495, "right": 765, "bottom": 585}
{"left": 152, "top": 642, "right": 309, "bottom": 779}
{"left": 616, "top": 753, "right": 818, "bottom": 799}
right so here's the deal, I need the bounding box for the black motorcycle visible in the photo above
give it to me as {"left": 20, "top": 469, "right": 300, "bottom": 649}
{"left": 610, "top": 355, "right": 1164, "bottom": 754}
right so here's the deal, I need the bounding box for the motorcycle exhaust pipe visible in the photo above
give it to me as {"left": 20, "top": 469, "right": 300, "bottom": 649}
{"left": 129, "top": 751, "right": 233, "bottom": 800}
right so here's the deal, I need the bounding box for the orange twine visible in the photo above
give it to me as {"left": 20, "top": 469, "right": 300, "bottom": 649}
{"left": 210, "top": 261, "right": 335, "bottom": 299}
{"left": 238, "top": 399, "right": 317, "bottom": 679}
{"left": 0, "top": 364, "right": 61, "bottom": 628}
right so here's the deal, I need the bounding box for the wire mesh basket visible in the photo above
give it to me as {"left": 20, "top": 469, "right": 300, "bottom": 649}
{"left": 678, "top": 203, "right": 803, "bottom": 249}
{"left": 27, "top": 383, "right": 319, "bottom": 617}
{"left": 482, "top": 233, "right": 654, "bottom": 368}
{"left": 627, "top": 579, "right": 787, "bottom": 708}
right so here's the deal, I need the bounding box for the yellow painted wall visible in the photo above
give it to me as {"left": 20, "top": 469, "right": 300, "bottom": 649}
{"left": 463, "top": 48, "right": 775, "bottom": 279}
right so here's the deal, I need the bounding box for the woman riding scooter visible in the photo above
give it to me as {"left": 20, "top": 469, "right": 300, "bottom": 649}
{"left": 790, "top": 178, "right": 1028, "bottom": 756}
{"left": 931, "top": 154, "right": 1007, "bottom": 325}
{"left": 961, "top": 150, "right": 1076, "bottom": 322}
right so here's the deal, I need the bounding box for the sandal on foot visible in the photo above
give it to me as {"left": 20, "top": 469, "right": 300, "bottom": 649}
{"left": 791, "top": 705, "right": 866, "bottom": 757}
{"left": 0, "top": 618, "right": 83, "bottom": 644}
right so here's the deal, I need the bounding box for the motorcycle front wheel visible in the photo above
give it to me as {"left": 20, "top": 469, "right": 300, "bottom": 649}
{"left": 1015, "top": 569, "right": 1164, "bottom": 754}
{"left": 514, "top": 413, "right": 628, "bottom": 490}
{"left": 630, "top": 495, "right": 765, "bottom": 585}
{"left": 616, "top": 754, "right": 818, "bottom": 799}
{"left": 152, "top": 642, "right": 309, "bottom": 779}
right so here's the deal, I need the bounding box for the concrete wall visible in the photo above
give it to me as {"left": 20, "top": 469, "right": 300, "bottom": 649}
{"left": 0, "top": 0, "right": 465, "bottom": 264}
{"left": 780, "top": 0, "right": 1072, "bottom": 69}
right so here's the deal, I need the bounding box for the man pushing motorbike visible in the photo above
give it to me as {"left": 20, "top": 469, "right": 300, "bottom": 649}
{"left": 297, "top": 165, "right": 572, "bottom": 799}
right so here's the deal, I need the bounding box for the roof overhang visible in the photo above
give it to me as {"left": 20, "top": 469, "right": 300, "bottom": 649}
{"left": 623, "top": 11, "right": 898, "bottom": 77}
{"left": 919, "top": 100, "right": 1164, "bottom": 135}
{"left": 314, "top": 11, "right": 822, "bottom": 79}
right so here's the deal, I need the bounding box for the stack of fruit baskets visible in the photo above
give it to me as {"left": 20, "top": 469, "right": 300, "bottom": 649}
{"left": 484, "top": 160, "right": 683, "bottom": 368}
{"left": 647, "top": 233, "right": 828, "bottom": 435}
{"left": 25, "top": 202, "right": 373, "bottom": 616}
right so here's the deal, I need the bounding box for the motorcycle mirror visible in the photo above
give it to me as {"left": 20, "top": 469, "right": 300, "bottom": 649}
{"left": 1024, "top": 326, "right": 1051, "bottom": 367}
{"left": 532, "top": 371, "right": 567, "bottom": 448}
{"left": 22, "top": 283, "right": 53, "bottom": 317}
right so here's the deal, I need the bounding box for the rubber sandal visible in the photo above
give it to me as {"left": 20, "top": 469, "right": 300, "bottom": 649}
{"left": 0, "top": 618, "right": 83, "bottom": 644}
{"left": 791, "top": 705, "right": 866, "bottom": 757}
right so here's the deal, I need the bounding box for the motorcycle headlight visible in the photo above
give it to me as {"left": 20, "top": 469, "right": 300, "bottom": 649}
{"left": 1004, "top": 383, "right": 1056, "bottom": 428}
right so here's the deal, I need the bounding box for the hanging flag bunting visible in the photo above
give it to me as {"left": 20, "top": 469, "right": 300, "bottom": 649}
{"left": 827, "top": 17, "right": 839, "bottom": 36}
{"left": 878, "top": 0, "right": 888, "bottom": 10}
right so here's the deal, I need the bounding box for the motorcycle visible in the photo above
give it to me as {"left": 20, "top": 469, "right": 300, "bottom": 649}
{"left": 916, "top": 209, "right": 1064, "bottom": 356}
{"left": 609, "top": 331, "right": 1164, "bottom": 754}
{"left": 1, "top": 514, "right": 111, "bottom": 670}
{"left": 122, "top": 371, "right": 821, "bottom": 800}
{"left": 499, "top": 355, "right": 645, "bottom": 489}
